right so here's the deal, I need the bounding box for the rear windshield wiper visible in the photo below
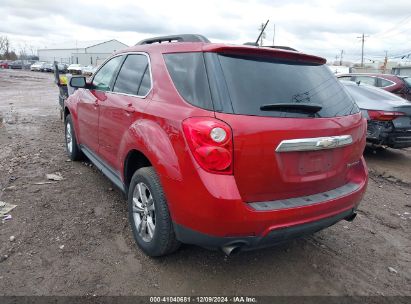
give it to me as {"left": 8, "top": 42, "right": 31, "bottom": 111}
{"left": 260, "top": 103, "right": 322, "bottom": 113}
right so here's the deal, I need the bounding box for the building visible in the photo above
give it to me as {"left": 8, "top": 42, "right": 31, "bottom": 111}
{"left": 37, "top": 39, "right": 128, "bottom": 66}
{"left": 392, "top": 65, "right": 411, "bottom": 77}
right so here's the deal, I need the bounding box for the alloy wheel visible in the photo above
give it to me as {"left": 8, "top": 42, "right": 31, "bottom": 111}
{"left": 132, "top": 182, "right": 156, "bottom": 242}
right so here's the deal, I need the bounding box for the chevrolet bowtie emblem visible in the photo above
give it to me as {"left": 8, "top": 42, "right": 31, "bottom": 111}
{"left": 276, "top": 135, "right": 353, "bottom": 152}
{"left": 316, "top": 138, "right": 338, "bottom": 148}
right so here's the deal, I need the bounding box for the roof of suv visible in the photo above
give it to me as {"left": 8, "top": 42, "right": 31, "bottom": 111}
{"left": 114, "top": 34, "right": 326, "bottom": 65}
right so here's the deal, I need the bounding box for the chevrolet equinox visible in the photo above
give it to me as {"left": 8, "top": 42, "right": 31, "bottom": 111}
{"left": 64, "top": 34, "right": 368, "bottom": 256}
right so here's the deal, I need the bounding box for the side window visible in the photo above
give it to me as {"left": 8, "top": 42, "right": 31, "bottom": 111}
{"left": 378, "top": 78, "right": 394, "bottom": 88}
{"left": 92, "top": 56, "right": 123, "bottom": 91}
{"left": 113, "top": 54, "right": 151, "bottom": 96}
{"left": 164, "top": 53, "right": 213, "bottom": 110}
{"left": 138, "top": 67, "right": 151, "bottom": 96}
{"left": 355, "top": 76, "right": 376, "bottom": 86}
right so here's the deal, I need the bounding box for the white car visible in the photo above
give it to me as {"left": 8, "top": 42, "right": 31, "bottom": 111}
{"left": 30, "top": 62, "right": 45, "bottom": 71}
{"left": 82, "top": 65, "right": 97, "bottom": 76}
{"left": 67, "top": 64, "right": 83, "bottom": 73}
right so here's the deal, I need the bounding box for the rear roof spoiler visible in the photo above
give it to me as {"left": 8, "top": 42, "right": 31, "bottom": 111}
{"left": 136, "top": 34, "right": 210, "bottom": 45}
{"left": 202, "top": 45, "right": 326, "bottom": 65}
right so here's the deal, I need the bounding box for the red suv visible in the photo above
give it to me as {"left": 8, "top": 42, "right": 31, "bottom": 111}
{"left": 64, "top": 34, "right": 368, "bottom": 256}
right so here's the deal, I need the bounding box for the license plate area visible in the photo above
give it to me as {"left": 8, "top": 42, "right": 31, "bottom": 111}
{"left": 299, "top": 151, "right": 333, "bottom": 175}
{"left": 276, "top": 149, "right": 341, "bottom": 183}
{"left": 393, "top": 116, "right": 411, "bottom": 129}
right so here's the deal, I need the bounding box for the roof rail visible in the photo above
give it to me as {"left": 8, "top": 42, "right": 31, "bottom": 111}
{"left": 136, "top": 34, "right": 210, "bottom": 45}
{"left": 242, "top": 43, "right": 298, "bottom": 52}
{"left": 266, "top": 46, "right": 298, "bottom": 51}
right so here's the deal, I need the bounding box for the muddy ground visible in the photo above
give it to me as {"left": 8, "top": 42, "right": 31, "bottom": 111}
{"left": 0, "top": 69, "right": 410, "bottom": 296}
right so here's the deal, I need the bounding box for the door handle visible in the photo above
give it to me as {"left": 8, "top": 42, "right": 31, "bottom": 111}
{"left": 125, "top": 105, "right": 135, "bottom": 113}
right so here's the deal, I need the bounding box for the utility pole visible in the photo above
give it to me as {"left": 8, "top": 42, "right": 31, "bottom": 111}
{"left": 340, "top": 49, "right": 344, "bottom": 66}
{"left": 272, "top": 24, "right": 276, "bottom": 46}
{"left": 357, "top": 33, "right": 369, "bottom": 68}
{"left": 383, "top": 50, "right": 388, "bottom": 73}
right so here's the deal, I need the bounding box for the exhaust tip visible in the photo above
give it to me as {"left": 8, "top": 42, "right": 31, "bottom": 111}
{"left": 221, "top": 242, "right": 246, "bottom": 256}
{"left": 345, "top": 211, "right": 357, "bottom": 222}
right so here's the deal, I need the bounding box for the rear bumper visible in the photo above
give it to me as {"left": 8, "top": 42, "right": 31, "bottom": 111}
{"left": 368, "top": 132, "right": 411, "bottom": 148}
{"left": 166, "top": 157, "right": 368, "bottom": 248}
{"left": 174, "top": 208, "right": 355, "bottom": 250}
{"left": 367, "top": 121, "right": 411, "bottom": 148}
{"left": 385, "top": 132, "right": 411, "bottom": 148}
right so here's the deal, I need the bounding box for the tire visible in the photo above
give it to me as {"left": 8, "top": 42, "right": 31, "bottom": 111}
{"left": 128, "top": 167, "right": 180, "bottom": 257}
{"left": 64, "top": 114, "right": 83, "bottom": 161}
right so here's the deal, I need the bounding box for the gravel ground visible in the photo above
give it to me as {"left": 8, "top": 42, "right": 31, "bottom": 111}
{"left": 0, "top": 69, "right": 410, "bottom": 296}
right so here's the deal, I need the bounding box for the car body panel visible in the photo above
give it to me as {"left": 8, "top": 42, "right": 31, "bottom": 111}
{"left": 215, "top": 112, "right": 366, "bottom": 203}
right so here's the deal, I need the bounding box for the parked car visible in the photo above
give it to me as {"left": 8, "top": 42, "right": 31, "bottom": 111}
{"left": 337, "top": 73, "right": 411, "bottom": 101}
{"left": 64, "top": 34, "right": 368, "bottom": 256}
{"left": 82, "top": 65, "right": 97, "bottom": 77}
{"left": 67, "top": 64, "right": 83, "bottom": 73}
{"left": 30, "top": 62, "right": 45, "bottom": 71}
{"left": 9, "top": 60, "right": 24, "bottom": 69}
{"left": 399, "top": 76, "right": 411, "bottom": 92}
{"left": 342, "top": 81, "right": 411, "bottom": 149}
{"left": 52, "top": 63, "right": 68, "bottom": 73}
{"left": 0, "top": 60, "right": 10, "bottom": 69}
{"left": 40, "top": 63, "right": 53, "bottom": 72}
{"left": 10, "top": 60, "right": 31, "bottom": 69}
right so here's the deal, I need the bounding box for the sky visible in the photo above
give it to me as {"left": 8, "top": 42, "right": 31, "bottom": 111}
{"left": 1, "top": 0, "right": 411, "bottom": 63}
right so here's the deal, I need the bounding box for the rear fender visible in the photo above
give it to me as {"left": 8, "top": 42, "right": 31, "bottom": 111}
{"left": 118, "top": 118, "right": 182, "bottom": 196}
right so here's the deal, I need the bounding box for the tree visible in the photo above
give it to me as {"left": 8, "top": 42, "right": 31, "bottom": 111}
{"left": 7, "top": 51, "right": 18, "bottom": 61}
{"left": 0, "top": 35, "right": 16, "bottom": 60}
{"left": 0, "top": 35, "right": 10, "bottom": 57}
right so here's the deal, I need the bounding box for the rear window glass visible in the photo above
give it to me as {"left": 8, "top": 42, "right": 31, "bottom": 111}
{"left": 164, "top": 53, "right": 213, "bottom": 110}
{"left": 164, "top": 52, "right": 359, "bottom": 118}
{"left": 215, "top": 54, "right": 358, "bottom": 118}
{"left": 378, "top": 78, "right": 394, "bottom": 87}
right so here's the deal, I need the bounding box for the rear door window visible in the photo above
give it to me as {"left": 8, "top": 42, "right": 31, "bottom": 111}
{"left": 113, "top": 54, "right": 151, "bottom": 96}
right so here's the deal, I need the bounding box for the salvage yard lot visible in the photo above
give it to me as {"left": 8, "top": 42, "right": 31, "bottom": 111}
{"left": 0, "top": 69, "right": 410, "bottom": 296}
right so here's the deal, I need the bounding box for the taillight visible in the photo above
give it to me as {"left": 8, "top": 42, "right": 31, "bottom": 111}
{"left": 367, "top": 110, "right": 405, "bottom": 121}
{"left": 182, "top": 117, "right": 233, "bottom": 175}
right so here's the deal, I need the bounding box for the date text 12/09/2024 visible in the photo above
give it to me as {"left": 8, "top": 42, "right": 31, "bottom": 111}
{"left": 149, "top": 296, "right": 257, "bottom": 303}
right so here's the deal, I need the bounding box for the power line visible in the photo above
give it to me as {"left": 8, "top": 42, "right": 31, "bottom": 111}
{"left": 371, "top": 13, "right": 411, "bottom": 39}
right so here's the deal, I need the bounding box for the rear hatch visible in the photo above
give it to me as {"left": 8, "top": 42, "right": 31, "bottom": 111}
{"left": 164, "top": 47, "right": 366, "bottom": 203}
{"left": 205, "top": 50, "right": 365, "bottom": 202}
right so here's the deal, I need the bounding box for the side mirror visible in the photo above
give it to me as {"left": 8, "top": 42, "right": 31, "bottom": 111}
{"left": 70, "top": 76, "right": 86, "bottom": 88}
